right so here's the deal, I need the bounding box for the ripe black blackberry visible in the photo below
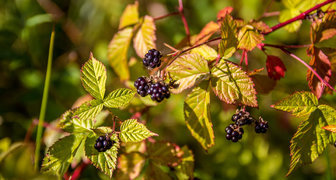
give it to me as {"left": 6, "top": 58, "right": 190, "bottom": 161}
{"left": 134, "top": 77, "right": 150, "bottom": 97}
{"left": 143, "top": 49, "right": 162, "bottom": 68}
{"left": 231, "top": 110, "right": 254, "bottom": 126}
{"left": 147, "top": 82, "right": 170, "bottom": 102}
{"left": 255, "top": 119, "right": 268, "bottom": 133}
{"left": 94, "top": 135, "right": 114, "bottom": 152}
{"left": 225, "top": 124, "right": 244, "bottom": 142}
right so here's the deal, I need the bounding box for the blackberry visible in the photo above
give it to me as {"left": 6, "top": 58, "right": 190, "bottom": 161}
{"left": 147, "top": 82, "right": 170, "bottom": 102}
{"left": 225, "top": 123, "right": 244, "bottom": 142}
{"left": 143, "top": 49, "right": 162, "bottom": 68}
{"left": 232, "top": 110, "right": 254, "bottom": 126}
{"left": 255, "top": 121, "right": 268, "bottom": 133}
{"left": 134, "top": 77, "right": 149, "bottom": 97}
{"left": 94, "top": 135, "right": 114, "bottom": 152}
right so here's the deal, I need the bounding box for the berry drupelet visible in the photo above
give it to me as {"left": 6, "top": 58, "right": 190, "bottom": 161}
{"left": 255, "top": 121, "right": 268, "bottom": 133}
{"left": 143, "top": 49, "right": 162, "bottom": 69}
{"left": 231, "top": 110, "right": 253, "bottom": 126}
{"left": 147, "top": 82, "right": 170, "bottom": 102}
{"left": 94, "top": 135, "right": 114, "bottom": 152}
{"left": 225, "top": 124, "right": 244, "bottom": 142}
{"left": 134, "top": 77, "right": 149, "bottom": 97}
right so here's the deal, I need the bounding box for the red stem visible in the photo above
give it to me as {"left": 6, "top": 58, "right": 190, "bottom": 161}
{"left": 153, "top": 11, "right": 179, "bottom": 21}
{"left": 178, "top": 0, "right": 191, "bottom": 45}
{"left": 263, "top": 0, "right": 336, "bottom": 35}
{"left": 70, "top": 161, "right": 89, "bottom": 180}
{"left": 264, "top": 43, "right": 336, "bottom": 93}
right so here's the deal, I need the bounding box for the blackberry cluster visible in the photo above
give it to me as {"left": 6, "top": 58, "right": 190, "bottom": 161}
{"left": 231, "top": 110, "right": 253, "bottom": 126}
{"left": 143, "top": 49, "right": 162, "bottom": 68}
{"left": 147, "top": 82, "right": 170, "bottom": 102}
{"left": 134, "top": 77, "right": 149, "bottom": 97}
{"left": 94, "top": 135, "right": 114, "bottom": 152}
{"left": 255, "top": 120, "right": 268, "bottom": 133}
{"left": 225, "top": 124, "right": 244, "bottom": 142}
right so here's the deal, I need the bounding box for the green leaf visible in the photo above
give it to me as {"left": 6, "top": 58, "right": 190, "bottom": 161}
{"left": 218, "top": 15, "right": 238, "bottom": 59}
{"left": 103, "top": 88, "right": 135, "bottom": 108}
{"left": 133, "top": 15, "right": 156, "bottom": 58}
{"left": 108, "top": 28, "right": 133, "bottom": 81}
{"left": 175, "top": 146, "right": 194, "bottom": 180}
{"left": 81, "top": 54, "right": 106, "bottom": 100}
{"left": 41, "top": 134, "right": 84, "bottom": 176}
{"left": 85, "top": 133, "right": 120, "bottom": 178}
{"left": 119, "top": 1, "right": 139, "bottom": 29}
{"left": 237, "top": 25, "right": 264, "bottom": 51}
{"left": 58, "top": 110, "right": 74, "bottom": 133}
{"left": 147, "top": 141, "right": 180, "bottom": 166}
{"left": 190, "top": 45, "right": 218, "bottom": 61}
{"left": 72, "top": 99, "right": 103, "bottom": 132}
{"left": 271, "top": 91, "right": 318, "bottom": 117}
{"left": 287, "top": 105, "right": 336, "bottom": 175}
{"left": 211, "top": 60, "right": 258, "bottom": 107}
{"left": 184, "top": 81, "right": 215, "bottom": 150}
{"left": 166, "top": 53, "right": 210, "bottom": 94}
{"left": 120, "top": 119, "right": 157, "bottom": 143}
{"left": 279, "top": 8, "right": 302, "bottom": 32}
{"left": 143, "top": 162, "right": 172, "bottom": 180}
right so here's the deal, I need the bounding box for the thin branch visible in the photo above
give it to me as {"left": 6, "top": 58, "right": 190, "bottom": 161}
{"left": 264, "top": 43, "right": 311, "bottom": 49}
{"left": 178, "top": 0, "right": 191, "bottom": 45}
{"left": 69, "top": 161, "right": 90, "bottom": 180}
{"left": 263, "top": 0, "right": 336, "bottom": 35}
{"left": 153, "top": 11, "right": 179, "bottom": 21}
{"left": 264, "top": 44, "right": 336, "bottom": 93}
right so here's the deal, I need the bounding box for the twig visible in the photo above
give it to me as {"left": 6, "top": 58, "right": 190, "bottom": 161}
{"left": 178, "top": 0, "right": 191, "bottom": 45}
{"left": 154, "top": 11, "right": 179, "bottom": 21}
{"left": 264, "top": 43, "right": 336, "bottom": 93}
{"left": 69, "top": 161, "right": 90, "bottom": 180}
{"left": 263, "top": 0, "right": 336, "bottom": 35}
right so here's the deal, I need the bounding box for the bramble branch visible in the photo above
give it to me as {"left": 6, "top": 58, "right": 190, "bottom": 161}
{"left": 263, "top": 0, "right": 336, "bottom": 35}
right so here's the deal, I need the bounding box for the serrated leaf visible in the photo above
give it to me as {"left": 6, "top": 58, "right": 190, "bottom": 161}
{"left": 85, "top": 133, "right": 120, "bottom": 178}
{"left": 41, "top": 134, "right": 84, "bottom": 176}
{"left": 218, "top": 15, "right": 238, "bottom": 59}
{"left": 133, "top": 15, "right": 156, "bottom": 58}
{"left": 306, "top": 46, "right": 332, "bottom": 98}
{"left": 271, "top": 91, "right": 318, "bottom": 117}
{"left": 120, "top": 119, "right": 157, "bottom": 143}
{"left": 58, "top": 110, "right": 73, "bottom": 133}
{"left": 147, "top": 141, "right": 181, "bottom": 166}
{"left": 312, "top": 13, "right": 336, "bottom": 43}
{"left": 108, "top": 28, "right": 132, "bottom": 81}
{"left": 116, "top": 152, "right": 145, "bottom": 179}
{"left": 103, "top": 88, "right": 135, "bottom": 109}
{"left": 166, "top": 53, "right": 210, "bottom": 94}
{"left": 72, "top": 99, "right": 103, "bottom": 132}
{"left": 175, "top": 146, "right": 194, "bottom": 180}
{"left": 237, "top": 25, "right": 264, "bottom": 51}
{"left": 190, "top": 45, "right": 217, "bottom": 61}
{"left": 119, "top": 1, "right": 139, "bottom": 29}
{"left": 195, "top": 21, "right": 220, "bottom": 44}
{"left": 287, "top": 105, "right": 336, "bottom": 175}
{"left": 81, "top": 54, "right": 106, "bottom": 100}
{"left": 322, "top": 125, "right": 336, "bottom": 133}
{"left": 184, "top": 81, "right": 214, "bottom": 150}
{"left": 91, "top": 126, "right": 113, "bottom": 135}
{"left": 250, "top": 20, "right": 272, "bottom": 34}
{"left": 211, "top": 60, "right": 258, "bottom": 107}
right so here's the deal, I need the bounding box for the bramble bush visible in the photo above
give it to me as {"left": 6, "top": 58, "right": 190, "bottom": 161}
{"left": 1, "top": 0, "right": 336, "bottom": 179}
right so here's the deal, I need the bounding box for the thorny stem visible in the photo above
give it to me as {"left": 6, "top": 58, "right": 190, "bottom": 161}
{"left": 153, "top": 11, "right": 179, "bottom": 21}
{"left": 263, "top": 43, "right": 336, "bottom": 93}
{"left": 178, "top": 0, "right": 191, "bottom": 45}
{"left": 263, "top": 0, "right": 336, "bottom": 35}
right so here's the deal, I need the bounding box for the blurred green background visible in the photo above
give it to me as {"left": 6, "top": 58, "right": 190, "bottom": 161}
{"left": 0, "top": 0, "right": 336, "bottom": 179}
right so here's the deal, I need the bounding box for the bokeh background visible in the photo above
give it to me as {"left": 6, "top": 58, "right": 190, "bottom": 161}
{"left": 0, "top": 0, "right": 336, "bottom": 179}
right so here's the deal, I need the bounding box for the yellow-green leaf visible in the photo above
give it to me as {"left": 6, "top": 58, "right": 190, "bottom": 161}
{"left": 166, "top": 53, "right": 210, "bottom": 94}
{"left": 184, "top": 81, "right": 214, "bottom": 150}
{"left": 271, "top": 91, "right": 318, "bottom": 117}
{"left": 190, "top": 45, "right": 217, "bottom": 61}
{"left": 116, "top": 152, "right": 145, "bottom": 179}
{"left": 104, "top": 88, "right": 135, "bottom": 108}
{"left": 73, "top": 99, "right": 103, "bottom": 132}
{"left": 175, "top": 146, "right": 194, "bottom": 180}
{"left": 147, "top": 141, "right": 180, "bottom": 166}
{"left": 133, "top": 15, "right": 156, "bottom": 58}
{"left": 81, "top": 54, "right": 106, "bottom": 100}
{"left": 279, "top": 8, "right": 302, "bottom": 32}
{"left": 108, "top": 28, "right": 133, "bottom": 81}
{"left": 119, "top": 2, "right": 139, "bottom": 29}
{"left": 218, "top": 15, "right": 238, "bottom": 59}
{"left": 211, "top": 60, "right": 258, "bottom": 107}
{"left": 120, "top": 119, "right": 157, "bottom": 143}
{"left": 237, "top": 25, "right": 264, "bottom": 51}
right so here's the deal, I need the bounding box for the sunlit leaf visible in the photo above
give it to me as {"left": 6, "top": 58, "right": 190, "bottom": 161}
{"left": 104, "top": 88, "right": 135, "bottom": 108}
{"left": 166, "top": 53, "right": 210, "bottom": 94}
{"left": 184, "top": 81, "right": 214, "bottom": 150}
{"left": 322, "top": 125, "right": 336, "bottom": 133}
{"left": 85, "top": 133, "right": 120, "bottom": 178}
{"left": 133, "top": 15, "right": 156, "bottom": 58}
{"left": 217, "top": 7, "right": 233, "bottom": 20}
{"left": 237, "top": 25, "right": 264, "bottom": 51}
{"left": 218, "top": 15, "right": 238, "bottom": 59}
{"left": 81, "top": 54, "right": 106, "bottom": 100}
{"left": 41, "top": 134, "right": 84, "bottom": 176}
{"left": 287, "top": 104, "right": 336, "bottom": 175}
{"left": 195, "top": 21, "right": 219, "bottom": 44}
{"left": 72, "top": 99, "right": 103, "bottom": 132}
{"left": 190, "top": 45, "right": 217, "bottom": 61}
{"left": 58, "top": 110, "right": 74, "bottom": 133}
{"left": 116, "top": 152, "right": 145, "bottom": 179}
{"left": 120, "top": 119, "right": 157, "bottom": 143}
{"left": 279, "top": 8, "right": 302, "bottom": 32}
{"left": 211, "top": 60, "right": 258, "bottom": 107}
{"left": 119, "top": 2, "right": 139, "bottom": 29}
{"left": 108, "top": 28, "right": 133, "bottom": 81}
{"left": 271, "top": 91, "right": 318, "bottom": 117}
{"left": 250, "top": 20, "right": 272, "bottom": 33}
{"left": 147, "top": 141, "right": 180, "bottom": 166}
